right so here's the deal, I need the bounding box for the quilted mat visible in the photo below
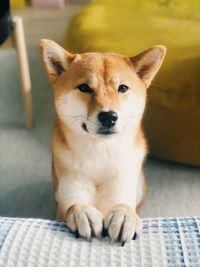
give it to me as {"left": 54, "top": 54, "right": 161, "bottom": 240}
{"left": 0, "top": 217, "right": 200, "bottom": 266}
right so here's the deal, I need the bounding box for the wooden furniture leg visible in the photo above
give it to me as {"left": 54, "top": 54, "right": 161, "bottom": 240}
{"left": 12, "top": 16, "right": 33, "bottom": 130}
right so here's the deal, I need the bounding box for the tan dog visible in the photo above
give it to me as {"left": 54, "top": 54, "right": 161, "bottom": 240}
{"left": 40, "top": 39, "right": 166, "bottom": 245}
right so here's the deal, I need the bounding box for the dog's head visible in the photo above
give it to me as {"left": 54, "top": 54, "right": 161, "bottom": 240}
{"left": 40, "top": 40, "right": 166, "bottom": 138}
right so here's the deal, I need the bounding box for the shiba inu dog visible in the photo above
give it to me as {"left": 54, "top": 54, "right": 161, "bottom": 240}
{"left": 40, "top": 39, "right": 166, "bottom": 245}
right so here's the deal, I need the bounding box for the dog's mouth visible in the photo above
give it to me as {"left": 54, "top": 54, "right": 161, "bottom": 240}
{"left": 96, "top": 128, "right": 116, "bottom": 136}
{"left": 82, "top": 122, "right": 89, "bottom": 133}
{"left": 82, "top": 123, "right": 117, "bottom": 136}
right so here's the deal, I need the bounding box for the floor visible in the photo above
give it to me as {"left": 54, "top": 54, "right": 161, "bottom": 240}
{"left": 0, "top": 1, "right": 200, "bottom": 220}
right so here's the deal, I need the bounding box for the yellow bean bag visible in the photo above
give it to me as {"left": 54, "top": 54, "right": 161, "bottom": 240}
{"left": 10, "top": 0, "right": 26, "bottom": 8}
{"left": 65, "top": 0, "right": 200, "bottom": 166}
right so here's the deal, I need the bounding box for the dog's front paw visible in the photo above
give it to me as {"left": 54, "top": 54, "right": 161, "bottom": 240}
{"left": 66, "top": 204, "right": 103, "bottom": 241}
{"left": 104, "top": 204, "right": 141, "bottom": 245}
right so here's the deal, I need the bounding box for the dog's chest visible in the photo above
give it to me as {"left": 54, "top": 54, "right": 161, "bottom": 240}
{"left": 56, "top": 137, "right": 142, "bottom": 184}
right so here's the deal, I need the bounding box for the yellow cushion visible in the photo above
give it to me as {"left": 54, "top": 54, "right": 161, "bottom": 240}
{"left": 10, "top": 0, "right": 26, "bottom": 8}
{"left": 65, "top": 0, "right": 200, "bottom": 166}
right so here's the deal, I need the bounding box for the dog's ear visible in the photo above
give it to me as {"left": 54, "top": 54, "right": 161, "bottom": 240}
{"left": 40, "top": 39, "right": 75, "bottom": 84}
{"left": 130, "top": 45, "right": 166, "bottom": 88}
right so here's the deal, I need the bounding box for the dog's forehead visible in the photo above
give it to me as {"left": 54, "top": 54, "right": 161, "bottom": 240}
{"left": 72, "top": 53, "right": 133, "bottom": 75}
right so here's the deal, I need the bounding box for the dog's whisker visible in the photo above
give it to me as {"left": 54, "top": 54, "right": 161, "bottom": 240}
{"left": 86, "top": 119, "right": 99, "bottom": 128}
{"left": 62, "top": 115, "right": 86, "bottom": 118}
{"left": 123, "top": 116, "right": 140, "bottom": 120}
{"left": 122, "top": 115, "right": 140, "bottom": 118}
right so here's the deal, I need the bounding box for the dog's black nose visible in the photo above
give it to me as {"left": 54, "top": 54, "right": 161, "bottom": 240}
{"left": 98, "top": 111, "right": 118, "bottom": 128}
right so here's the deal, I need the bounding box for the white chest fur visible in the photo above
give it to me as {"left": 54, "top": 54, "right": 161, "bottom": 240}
{"left": 54, "top": 132, "right": 145, "bottom": 186}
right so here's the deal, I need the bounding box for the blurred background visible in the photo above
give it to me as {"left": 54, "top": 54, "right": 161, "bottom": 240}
{"left": 0, "top": 0, "right": 200, "bottom": 220}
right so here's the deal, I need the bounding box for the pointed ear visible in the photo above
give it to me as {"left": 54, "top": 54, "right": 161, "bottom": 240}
{"left": 39, "top": 39, "right": 75, "bottom": 84}
{"left": 130, "top": 45, "right": 166, "bottom": 88}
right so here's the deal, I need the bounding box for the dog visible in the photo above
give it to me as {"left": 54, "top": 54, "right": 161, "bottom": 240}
{"left": 40, "top": 39, "right": 166, "bottom": 245}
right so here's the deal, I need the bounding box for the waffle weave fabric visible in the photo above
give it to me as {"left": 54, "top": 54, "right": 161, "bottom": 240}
{"left": 0, "top": 217, "right": 200, "bottom": 267}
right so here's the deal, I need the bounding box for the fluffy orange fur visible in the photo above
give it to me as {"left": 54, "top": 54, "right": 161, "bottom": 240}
{"left": 40, "top": 39, "right": 166, "bottom": 243}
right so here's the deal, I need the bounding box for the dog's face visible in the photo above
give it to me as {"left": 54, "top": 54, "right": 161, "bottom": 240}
{"left": 40, "top": 40, "right": 166, "bottom": 138}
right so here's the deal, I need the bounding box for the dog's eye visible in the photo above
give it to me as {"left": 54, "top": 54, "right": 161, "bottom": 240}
{"left": 118, "top": 84, "right": 129, "bottom": 93}
{"left": 77, "top": 84, "right": 92, "bottom": 93}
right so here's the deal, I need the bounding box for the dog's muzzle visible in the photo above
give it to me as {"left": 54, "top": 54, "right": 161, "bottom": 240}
{"left": 82, "top": 111, "right": 118, "bottom": 136}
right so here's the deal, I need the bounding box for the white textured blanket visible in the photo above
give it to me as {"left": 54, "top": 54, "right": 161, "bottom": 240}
{"left": 0, "top": 217, "right": 200, "bottom": 266}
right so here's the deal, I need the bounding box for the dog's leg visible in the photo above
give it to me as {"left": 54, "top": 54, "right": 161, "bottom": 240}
{"left": 56, "top": 179, "right": 103, "bottom": 240}
{"left": 98, "top": 174, "right": 142, "bottom": 244}
{"left": 136, "top": 171, "right": 147, "bottom": 214}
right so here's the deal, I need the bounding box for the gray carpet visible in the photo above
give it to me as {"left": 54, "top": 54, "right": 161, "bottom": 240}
{"left": 0, "top": 48, "right": 199, "bottom": 220}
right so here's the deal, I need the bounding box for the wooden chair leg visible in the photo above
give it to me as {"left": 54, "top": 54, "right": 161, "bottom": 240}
{"left": 12, "top": 16, "right": 33, "bottom": 130}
